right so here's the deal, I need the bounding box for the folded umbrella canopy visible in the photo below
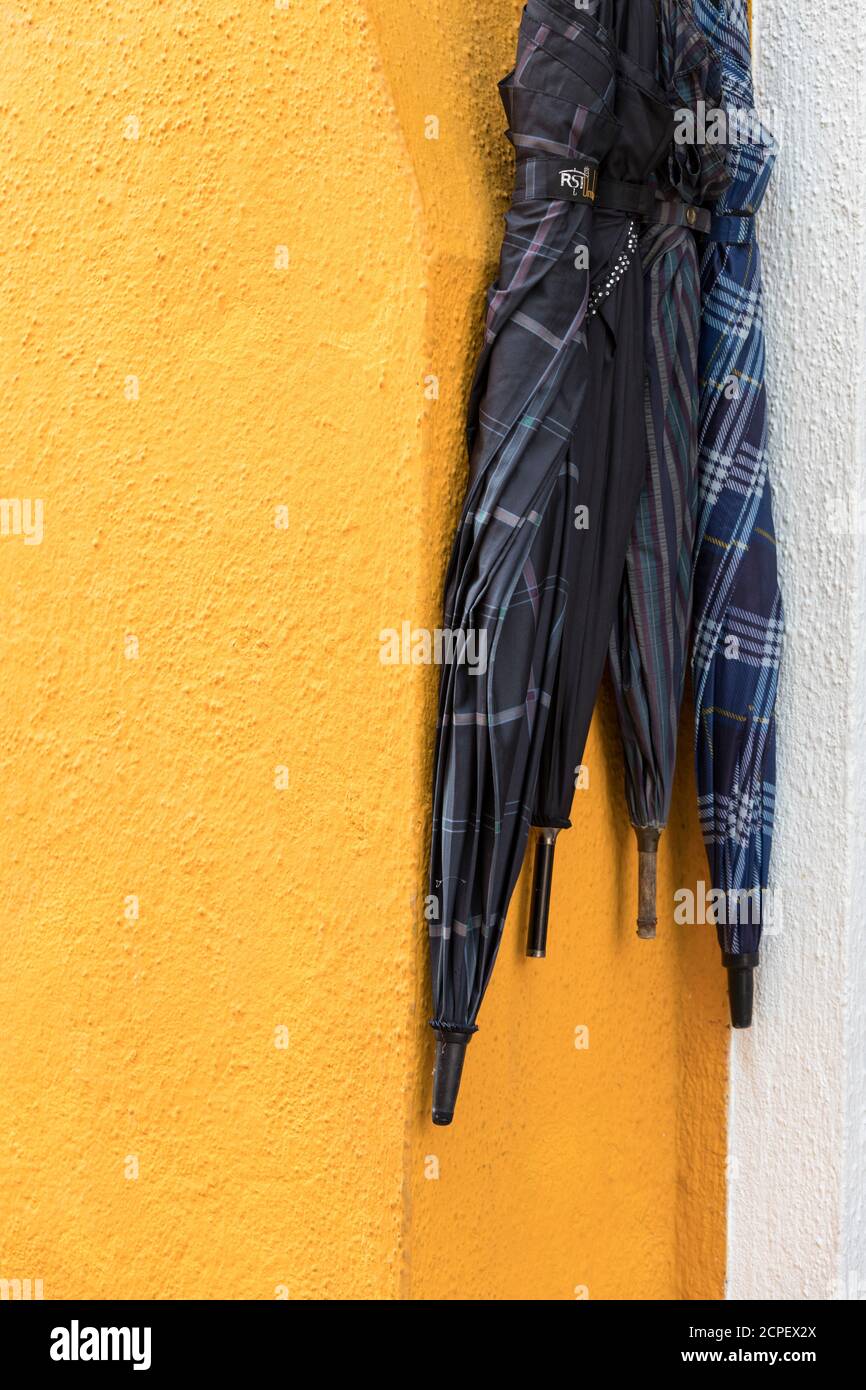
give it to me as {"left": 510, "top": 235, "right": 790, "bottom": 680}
{"left": 690, "top": 0, "right": 783, "bottom": 1026}
{"left": 525, "top": 0, "right": 679, "bottom": 958}
{"left": 427, "top": 0, "right": 673, "bottom": 1124}
{"left": 609, "top": 0, "right": 730, "bottom": 938}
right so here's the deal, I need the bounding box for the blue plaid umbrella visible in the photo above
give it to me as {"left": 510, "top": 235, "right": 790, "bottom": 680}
{"left": 691, "top": 0, "right": 783, "bottom": 1025}
{"left": 428, "top": 0, "right": 673, "bottom": 1123}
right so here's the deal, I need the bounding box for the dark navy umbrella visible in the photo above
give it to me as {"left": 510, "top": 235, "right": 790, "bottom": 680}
{"left": 427, "top": 0, "right": 618, "bottom": 1125}
{"left": 691, "top": 0, "right": 783, "bottom": 1026}
{"left": 427, "top": 0, "right": 673, "bottom": 1124}
{"left": 525, "top": 0, "right": 680, "bottom": 958}
{"left": 609, "top": 0, "right": 729, "bottom": 938}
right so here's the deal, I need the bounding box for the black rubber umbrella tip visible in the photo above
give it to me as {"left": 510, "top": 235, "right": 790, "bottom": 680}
{"left": 727, "top": 967, "right": 754, "bottom": 1028}
{"left": 527, "top": 829, "right": 559, "bottom": 958}
{"left": 431, "top": 1030, "right": 473, "bottom": 1126}
{"left": 724, "top": 955, "right": 759, "bottom": 1029}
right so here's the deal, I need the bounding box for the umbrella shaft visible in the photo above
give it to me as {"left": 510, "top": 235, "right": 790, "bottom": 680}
{"left": 635, "top": 826, "right": 661, "bottom": 939}
{"left": 528, "top": 829, "right": 560, "bottom": 958}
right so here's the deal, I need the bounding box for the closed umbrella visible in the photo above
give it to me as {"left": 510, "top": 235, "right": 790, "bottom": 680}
{"left": 691, "top": 0, "right": 783, "bottom": 1026}
{"left": 525, "top": 0, "right": 685, "bottom": 959}
{"left": 609, "top": 0, "right": 730, "bottom": 939}
{"left": 427, "top": 0, "right": 672, "bottom": 1124}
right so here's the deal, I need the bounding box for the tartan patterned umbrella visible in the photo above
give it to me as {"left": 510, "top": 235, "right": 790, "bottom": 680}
{"left": 427, "top": 0, "right": 674, "bottom": 1124}
{"left": 427, "top": 0, "right": 617, "bottom": 1125}
{"left": 690, "top": 0, "right": 783, "bottom": 1025}
{"left": 528, "top": 0, "right": 717, "bottom": 961}
{"left": 609, "top": 0, "right": 729, "bottom": 938}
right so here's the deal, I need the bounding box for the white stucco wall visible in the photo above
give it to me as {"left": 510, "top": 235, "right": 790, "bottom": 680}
{"left": 726, "top": 2, "right": 866, "bottom": 1300}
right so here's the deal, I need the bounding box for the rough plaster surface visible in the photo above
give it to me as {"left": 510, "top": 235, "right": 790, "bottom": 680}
{"left": 0, "top": 0, "right": 424, "bottom": 1301}
{"left": 727, "top": 2, "right": 866, "bottom": 1300}
{"left": 0, "top": 0, "right": 728, "bottom": 1300}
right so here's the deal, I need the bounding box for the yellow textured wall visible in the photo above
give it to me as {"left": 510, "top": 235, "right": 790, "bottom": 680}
{"left": 0, "top": 0, "right": 726, "bottom": 1300}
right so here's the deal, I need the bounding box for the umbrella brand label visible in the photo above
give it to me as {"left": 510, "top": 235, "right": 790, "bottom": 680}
{"left": 558, "top": 165, "right": 597, "bottom": 202}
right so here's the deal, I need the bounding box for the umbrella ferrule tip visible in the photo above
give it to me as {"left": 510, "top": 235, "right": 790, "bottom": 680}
{"left": 430, "top": 1025, "right": 474, "bottom": 1126}
{"left": 725, "top": 961, "right": 756, "bottom": 1029}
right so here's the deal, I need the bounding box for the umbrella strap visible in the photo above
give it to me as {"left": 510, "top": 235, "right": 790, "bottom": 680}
{"left": 651, "top": 197, "right": 712, "bottom": 234}
{"left": 596, "top": 175, "right": 656, "bottom": 219}
{"left": 706, "top": 212, "right": 755, "bottom": 244}
{"left": 597, "top": 176, "right": 712, "bottom": 234}
{"left": 513, "top": 154, "right": 600, "bottom": 205}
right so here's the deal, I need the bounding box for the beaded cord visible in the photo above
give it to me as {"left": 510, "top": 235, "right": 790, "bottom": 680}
{"left": 586, "top": 220, "right": 639, "bottom": 319}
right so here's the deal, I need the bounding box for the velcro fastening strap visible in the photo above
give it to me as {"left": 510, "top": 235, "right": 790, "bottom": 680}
{"left": 595, "top": 175, "right": 656, "bottom": 219}
{"left": 513, "top": 155, "right": 600, "bottom": 205}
